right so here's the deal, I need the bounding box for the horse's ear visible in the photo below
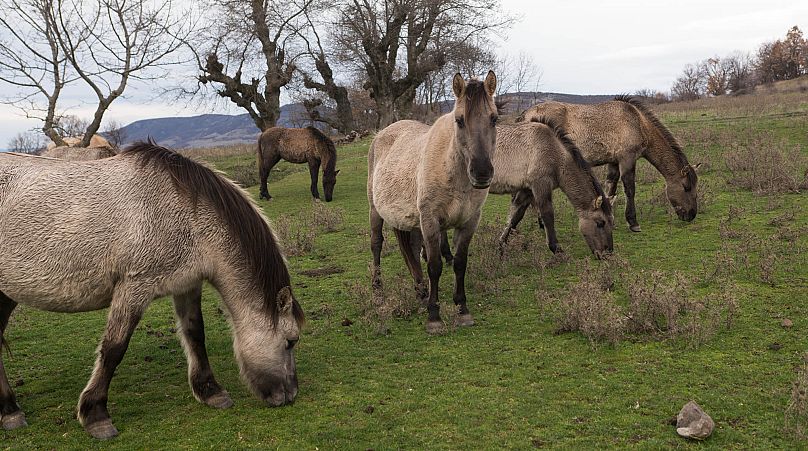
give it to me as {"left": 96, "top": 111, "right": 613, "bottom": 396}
{"left": 593, "top": 196, "right": 603, "bottom": 210}
{"left": 692, "top": 163, "right": 702, "bottom": 172}
{"left": 277, "top": 286, "right": 294, "bottom": 314}
{"left": 335, "top": 169, "right": 340, "bottom": 175}
{"left": 484, "top": 70, "right": 497, "bottom": 96}
{"left": 609, "top": 194, "right": 618, "bottom": 206}
{"left": 452, "top": 73, "right": 465, "bottom": 98}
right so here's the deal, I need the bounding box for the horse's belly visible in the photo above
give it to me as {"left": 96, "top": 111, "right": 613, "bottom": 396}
{"left": 0, "top": 274, "right": 114, "bottom": 313}
{"left": 371, "top": 166, "right": 420, "bottom": 230}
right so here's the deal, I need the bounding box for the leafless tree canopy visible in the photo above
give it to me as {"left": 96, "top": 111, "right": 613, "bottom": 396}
{"left": 6, "top": 130, "right": 46, "bottom": 154}
{"left": 0, "top": 0, "right": 191, "bottom": 146}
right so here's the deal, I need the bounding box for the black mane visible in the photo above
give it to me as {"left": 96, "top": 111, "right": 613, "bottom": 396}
{"left": 122, "top": 140, "right": 304, "bottom": 326}
{"left": 306, "top": 126, "right": 337, "bottom": 177}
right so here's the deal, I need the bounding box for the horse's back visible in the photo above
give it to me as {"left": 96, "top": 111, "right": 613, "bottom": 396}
{"left": 0, "top": 154, "right": 196, "bottom": 312}
{"left": 490, "top": 123, "right": 557, "bottom": 194}
{"left": 528, "top": 101, "right": 644, "bottom": 165}
{"left": 259, "top": 127, "right": 312, "bottom": 164}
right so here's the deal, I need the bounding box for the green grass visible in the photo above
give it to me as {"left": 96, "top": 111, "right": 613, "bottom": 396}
{"left": 2, "top": 96, "right": 807, "bottom": 449}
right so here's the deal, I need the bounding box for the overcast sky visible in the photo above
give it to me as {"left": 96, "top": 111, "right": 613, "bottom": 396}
{"left": 1, "top": 0, "right": 805, "bottom": 146}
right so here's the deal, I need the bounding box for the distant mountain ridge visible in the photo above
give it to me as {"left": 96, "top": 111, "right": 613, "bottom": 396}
{"left": 118, "top": 92, "right": 616, "bottom": 149}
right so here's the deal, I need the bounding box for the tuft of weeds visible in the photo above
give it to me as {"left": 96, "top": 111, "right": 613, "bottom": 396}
{"left": 468, "top": 221, "right": 510, "bottom": 295}
{"left": 786, "top": 361, "right": 808, "bottom": 440}
{"left": 273, "top": 214, "right": 316, "bottom": 256}
{"left": 352, "top": 265, "right": 423, "bottom": 335}
{"left": 311, "top": 202, "right": 344, "bottom": 233}
{"left": 230, "top": 160, "right": 259, "bottom": 187}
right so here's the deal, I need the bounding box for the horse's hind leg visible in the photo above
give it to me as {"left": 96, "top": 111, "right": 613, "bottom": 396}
{"left": 620, "top": 161, "right": 641, "bottom": 232}
{"left": 78, "top": 286, "right": 148, "bottom": 440}
{"left": 420, "top": 217, "right": 445, "bottom": 334}
{"left": 0, "top": 292, "right": 25, "bottom": 430}
{"left": 369, "top": 205, "right": 386, "bottom": 303}
{"left": 451, "top": 213, "right": 482, "bottom": 328}
{"left": 500, "top": 190, "right": 533, "bottom": 256}
{"left": 308, "top": 159, "right": 321, "bottom": 201}
{"left": 173, "top": 285, "right": 232, "bottom": 410}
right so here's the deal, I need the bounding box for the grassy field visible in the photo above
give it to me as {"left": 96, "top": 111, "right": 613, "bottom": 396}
{"left": 2, "top": 88, "right": 807, "bottom": 449}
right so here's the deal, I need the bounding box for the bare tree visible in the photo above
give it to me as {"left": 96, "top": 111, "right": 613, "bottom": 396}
{"left": 702, "top": 56, "right": 730, "bottom": 96}
{"left": 724, "top": 51, "right": 755, "bottom": 94}
{"left": 7, "top": 130, "right": 46, "bottom": 154}
{"left": 103, "top": 119, "right": 127, "bottom": 147}
{"left": 0, "top": 0, "right": 191, "bottom": 147}
{"left": 334, "top": 0, "right": 512, "bottom": 128}
{"left": 671, "top": 63, "right": 705, "bottom": 101}
{"left": 195, "top": 0, "right": 313, "bottom": 132}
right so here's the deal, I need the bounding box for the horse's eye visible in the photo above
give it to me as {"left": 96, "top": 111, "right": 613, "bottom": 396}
{"left": 596, "top": 220, "right": 605, "bottom": 229}
{"left": 455, "top": 117, "right": 465, "bottom": 129}
{"left": 491, "top": 115, "right": 498, "bottom": 126}
{"left": 286, "top": 338, "right": 298, "bottom": 350}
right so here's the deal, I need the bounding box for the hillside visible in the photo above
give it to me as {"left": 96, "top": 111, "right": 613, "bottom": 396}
{"left": 118, "top": 92, "right": 616, "bottom": 149}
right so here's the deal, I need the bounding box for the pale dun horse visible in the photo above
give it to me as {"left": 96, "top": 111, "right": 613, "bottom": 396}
{"left": 368, "top": 71, "right": 498, "bottom": 335}
{"left": 0, "top": 143, "right": 304, "bottom": 439}
{"left": 519, "top": 96, "right": 699, "bottom": 231}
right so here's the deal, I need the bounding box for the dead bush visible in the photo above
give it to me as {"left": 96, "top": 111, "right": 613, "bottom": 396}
{"left": 468, "top": 221, "right": 510, "bottom": 295}
{"left": 353, "top": 265, "right": 423, "bottom": 335}
{"left": 272, "top": 214, "right": 316, "bottom": 256}
{"left": 310, "top": 202, "right": 344, "bottom": 232}
{"left": 786, "top": 362, "right": 808, "bottom": 440}
{"left": 723, "top": 133, "right": 806, "bottom": 194}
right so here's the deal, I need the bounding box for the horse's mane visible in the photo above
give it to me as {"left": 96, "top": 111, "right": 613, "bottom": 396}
{"left": 121, "top": 141, "right": 304, "bottom": 326}
{"left": 306, "top": 126, "right": 337, "bottom": 176}
{"left": 613, "top": 95, "right": 696, "bottom": 186}
{"left": 463, "top": 80, "right": 493, "bottom": 118}
{"left": 528, "top": 116, "right": 612, "bottom": 216}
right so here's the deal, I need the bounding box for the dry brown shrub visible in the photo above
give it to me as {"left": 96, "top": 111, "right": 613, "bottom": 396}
{"left": 352, "top": 265, "right": 423, "bottom": 335}
{"left": 231, "top": 160, "right": 259, "bottom": 187}
{"left": 272, "top": 214, "right": 316, "bottom": 256}
{"left": 310, "top": 202, "right": 344, "bottom": 232}
{"left": 786, "top": 361, "right": 808, "bottom": 439}
{"left": 555, "top": 261, "right": 625, "bottom": 346}
{"left": 468, "top": 221, "right": 510, "bottom": 295}
{"left": 723, "top": 133, "right": 806, "bottom": 194}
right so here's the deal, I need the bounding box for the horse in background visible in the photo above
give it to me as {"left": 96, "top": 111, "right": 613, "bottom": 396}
{"left": 368, "top": 71, "right": 498, "bottom": 335}
{"left": 0, "top": 143, "right": 304, "bottom": 439}
{"left": 257, "top": 126, "right": 339, "bottom": 201}
{"left": 518, "top": 96, "right": 699, "bottom": 232}
{"left": 43, "top": 134, "right": 116, "bottom": 160}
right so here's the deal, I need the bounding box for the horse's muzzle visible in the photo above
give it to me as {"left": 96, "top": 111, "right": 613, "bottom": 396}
{"left": 471, "top": 178, "right": 492, "bottom": 189}
{"left": 264, "top": 380, "right": 298, "bottom": 407}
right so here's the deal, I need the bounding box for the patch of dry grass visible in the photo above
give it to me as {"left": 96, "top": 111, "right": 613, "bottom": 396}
{"left": 786, "top": 360, "right": 808, "bottom": 440}
{"left": 723, "top": 132, "right": 806, "bottom": 195}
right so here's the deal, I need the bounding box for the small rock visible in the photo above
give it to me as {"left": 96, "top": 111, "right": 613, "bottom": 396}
{"left": 341, "top": 318, "right": 353, "bottom": 327}
{"left": 676, "top": 400, "right": 714, "bottom": 440}
{"left": 364, "top": 405, "right": 375, "bottom": 414}
{"left": 782, "top": 318, "right": 793, "bottom": 328}
{"left": 768, "top": 342, "right": 783, "bottom": 351}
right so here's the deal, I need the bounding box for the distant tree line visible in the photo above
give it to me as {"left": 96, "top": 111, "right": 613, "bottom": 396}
{"left": 638, "top": 25, "right": 808, "bottom": 103}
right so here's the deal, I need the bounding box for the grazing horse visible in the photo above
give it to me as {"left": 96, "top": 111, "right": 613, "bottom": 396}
{"left": 518, "top": 96, "right": 699, "bottom": 231}
{"left": 491, "top": 119, "right": 615, "bottom": 258}
{"left": 368, "top": 71, "right": 498, "bottom": 335}
{"left": 0, "top": 143, "right": 305, "bottom": 439}
{"left": 45, "top": 134, "right": 114, "bottom": 151}
{"left": 42, "top": 145, "right": 116, "bottom": 161}
{"left": 257, "top": 126, "right": 339, "bottom": 201}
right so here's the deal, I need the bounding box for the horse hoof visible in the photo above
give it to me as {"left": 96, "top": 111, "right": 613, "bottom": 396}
{"left": 205, "top": 391, "right": 234, "bottom": 409}
{"left": 425, "top": 321, "right": 446, "bottom": 335}
{"left": 2, "top": 411, "right": 27, "bottom": 430}
{"left": 85, "top": 419, "right": 119, "bottom": 440}
{"left": 454, "top": 313, "right": 475, "bottom": 327}
{"left": 629, "top": 225, "right": 642, "bottom": 232}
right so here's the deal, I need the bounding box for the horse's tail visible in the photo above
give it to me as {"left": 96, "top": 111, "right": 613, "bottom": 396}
{"left": 528, "top": 115, "right": 612, "bottom": 217}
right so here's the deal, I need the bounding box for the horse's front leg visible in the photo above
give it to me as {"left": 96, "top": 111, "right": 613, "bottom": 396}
{"left": 78, "top": 286, "right": 148, "bottom": 440}
{"left": 620, "top": 161, "right": 640, "bottom": 232}
{"left": 0, "top": 293, "right": 25, "bottom": 431}
{"left": 533, "top": 186, "right": 561, "bottom": 254}
{"left": 259, "top": 154, "right": 281, "bottom": 200}
{"left": 452, "top": 212, "right": 482, "bottom": 327}
{"left": 173, "top": 286, "right": 232, "bottom": 410}
{"left": 308, "top": 159, "right": 321, "bottom": 201}
{"left": 420, "top": 217, "right": 445, "bottom": 335}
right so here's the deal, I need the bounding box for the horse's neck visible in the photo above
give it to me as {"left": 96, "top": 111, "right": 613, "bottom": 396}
{"left": 429, "top": 115, "right": 466, "bottom": 178}
{"left": 643, "top": 135, "right": 684, "bottom": 181}
{"left": 557, "top": 155, "right": 597, "bottom": 212}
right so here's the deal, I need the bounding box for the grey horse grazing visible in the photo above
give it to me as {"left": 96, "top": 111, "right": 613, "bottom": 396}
{"left": 368, "top": 71, "right": 498, "bottom": 335}
{"left": 518, "top": 96, "right": 699, "bottom": 231}
{"left": 0, "top": 143, "right": 305, "bottom": 439}
{"left": 491, "top": 119, "right": 616, "bottom": 258}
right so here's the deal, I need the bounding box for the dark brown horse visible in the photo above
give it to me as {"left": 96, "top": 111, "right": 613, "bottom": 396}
{"left": 257, "top": 126, "right": 339, "bottom": 201}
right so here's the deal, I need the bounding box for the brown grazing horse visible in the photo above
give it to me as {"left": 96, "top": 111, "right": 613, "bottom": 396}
{"left": 257, "top": 126, "right": 339, "bottom": 201}
{"left": 518, "top": 96, "right": 699, "bottom": 231}
{"left": 491, "top": 119, "right": 615, "bottom": 257}
{"left": 0, "top": 143, "right": 304, "bottom": 439}
{"left": 368, "top": 71, "right": 498, "bottom": 335}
